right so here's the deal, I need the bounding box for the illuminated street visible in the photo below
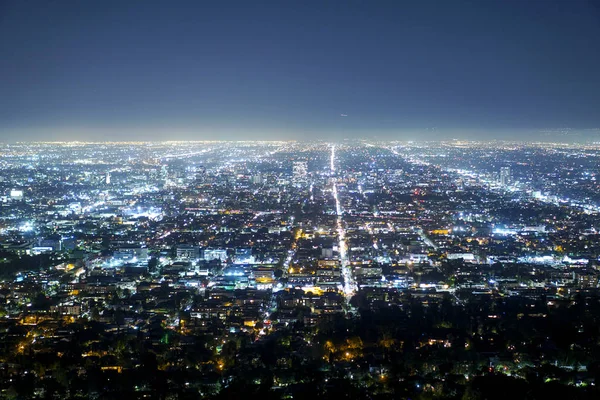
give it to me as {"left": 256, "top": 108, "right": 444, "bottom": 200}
{"left": 330, "top": 144, "right": 357, "bottom": 300}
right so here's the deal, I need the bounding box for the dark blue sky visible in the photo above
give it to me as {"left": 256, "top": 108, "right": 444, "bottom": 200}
{"left": 1, "top": 0, "right": 600, "bottom": 141}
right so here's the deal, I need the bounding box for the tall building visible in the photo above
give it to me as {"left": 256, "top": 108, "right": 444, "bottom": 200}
{"left": 293, "top": 161, "right": 308, "bottom": 182}
{"left": 160, "top": 165, "right": 169, "bottom": 187}
{"left": 500, "top": 166, "right": 511, "bottom": 186}
{"left": 251, "top": 174, "right": 263, "bottom": 185}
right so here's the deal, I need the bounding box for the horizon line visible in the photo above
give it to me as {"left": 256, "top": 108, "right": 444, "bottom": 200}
{"left": 1, "top": 139, "right": 599, "bottom": 146}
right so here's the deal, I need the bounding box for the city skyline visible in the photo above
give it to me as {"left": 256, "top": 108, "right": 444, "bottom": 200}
{"left": 1, "top": 140, "right": 600, "bottom": 398}
{"left": 3, "top": 1, "right": 600, "bottom": 397}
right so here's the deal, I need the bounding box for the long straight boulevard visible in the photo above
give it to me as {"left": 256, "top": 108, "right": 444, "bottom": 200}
{"left": 330, "top": 144, "right": 358, "bottom": 301}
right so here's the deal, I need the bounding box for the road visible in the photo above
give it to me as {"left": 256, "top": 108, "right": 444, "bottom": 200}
{"left": 330, "top": 145, "right": 358, "bottom": 300}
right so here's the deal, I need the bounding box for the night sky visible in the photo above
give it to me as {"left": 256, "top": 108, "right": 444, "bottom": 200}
{"left": 1, "top": 0, "right": 600, "bottom": 142}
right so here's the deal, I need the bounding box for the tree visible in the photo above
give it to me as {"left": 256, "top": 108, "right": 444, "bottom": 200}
{"left": 148, "top": 257, "right": 159, "bottom": 273}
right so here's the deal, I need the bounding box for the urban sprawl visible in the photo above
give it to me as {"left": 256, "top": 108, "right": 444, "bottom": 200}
{"left": 1, "top": 141, "right": 600, "bottom": 399}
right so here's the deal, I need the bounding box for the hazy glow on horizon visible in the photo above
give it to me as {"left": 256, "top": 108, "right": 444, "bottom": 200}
{"left": 1, "top": 0, "right": 600, "bottom": 142}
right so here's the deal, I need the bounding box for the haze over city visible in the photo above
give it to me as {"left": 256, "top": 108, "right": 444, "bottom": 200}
{"left": 2, "top": 0, "right": 600, "bottom": 142}
{"left": 4, "top": 2, "right": 600, "bottom": 399}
